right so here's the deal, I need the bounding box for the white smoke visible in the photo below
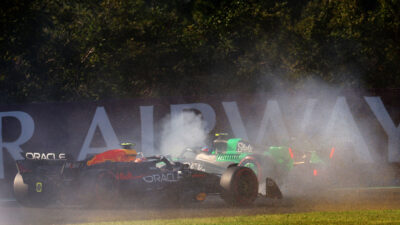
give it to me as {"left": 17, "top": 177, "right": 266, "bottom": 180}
{"left": 251, "top": 77, "right": 396, "bottom": 196}
{"left": 159, "top": 110, "right": 208, "bottom": 156}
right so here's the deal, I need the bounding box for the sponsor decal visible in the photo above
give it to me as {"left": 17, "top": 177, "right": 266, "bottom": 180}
{"left": 237, "top": 142, "right": 253, "bottom": 153}
{"left": 117, "top": 172, "right": 143, "bottom": 180}
{"left": 189, "top": 162, "right": 206, "bottom": 172}
{"left": 25, "top": 152, "right": 66, "bottom": 160}
{"left": 142, "top": 172, "right": 177, "bottom": 183}
{"left": 191, "top": 173, "right": 206, "bottom": 178}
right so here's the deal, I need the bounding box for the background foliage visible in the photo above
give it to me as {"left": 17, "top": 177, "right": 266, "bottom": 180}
{"left": 0, "top": 0, "right": 399, "bottom": 103}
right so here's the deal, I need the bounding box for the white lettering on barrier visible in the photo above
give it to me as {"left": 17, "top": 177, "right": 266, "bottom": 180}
{"left": 0, "top": 111, "right": 34, "bottom": 179}
{"left": 365, "top": 97, "right": 400, "bottom": 162}
{"left": 299, "top": 98, "right": 318, "bottom": 133}
{"left": 256, "top": 100, "right": 289, "bottom": 145}
{"left": 222, "top": 102, "right": 249, "bottom": 140}
{"left": 224, "top": 99, "right": 318, "bottom": 144}
{"left": 78, "top": 107, "right": 119, "bottom": 160}
{"left": 1, "top": 96, "right": 399, "bottom": 181}
{"left": 140, "top": 106, "right": 154, "bottom": 155}
{"left": 323, "top": 97, "right": 373, "bottom": 162}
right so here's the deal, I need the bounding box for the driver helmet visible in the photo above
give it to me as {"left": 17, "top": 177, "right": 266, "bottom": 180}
{"left": 120, "top": 142, "right": 138, "bottom": 162}
{"left": 201, "top": 146, "right": 210, "bottom": 154}
{"left": 121, "top": 142, "right": 135, "bottom": 150}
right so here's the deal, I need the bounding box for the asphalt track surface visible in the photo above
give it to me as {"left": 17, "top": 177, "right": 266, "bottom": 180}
{"left": 2, "top": 188, "right": 400, "bottom": 225}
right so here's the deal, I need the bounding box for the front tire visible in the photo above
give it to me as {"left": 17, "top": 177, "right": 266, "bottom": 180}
{"left": 79, "top": 170, "right": 118, "bottom": 208}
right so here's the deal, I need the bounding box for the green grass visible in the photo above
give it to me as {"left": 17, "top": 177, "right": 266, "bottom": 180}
{"left": 77, "top": 209, "right": 400, "bottom": 225}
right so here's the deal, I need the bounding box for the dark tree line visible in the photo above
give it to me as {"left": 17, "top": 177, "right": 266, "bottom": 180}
{"left": 0, "top": 0, "right": 399, "bottom": 103}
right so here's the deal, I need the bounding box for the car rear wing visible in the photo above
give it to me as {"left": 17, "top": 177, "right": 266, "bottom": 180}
{"left": 16, "top": 159, "right": 65, "bottom": 174}
{"left": 16, "top": 152, "right": 73, "bottom": 175}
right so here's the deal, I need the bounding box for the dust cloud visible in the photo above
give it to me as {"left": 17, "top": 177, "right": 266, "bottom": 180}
{"left": 254, "top": 78, "right": 397, "bottom": 196}
{"left": 159, "top": 110, "right": 208, "bottom": 157}
{"left": 157, "top": 77, "right": 399, "bottom": 197}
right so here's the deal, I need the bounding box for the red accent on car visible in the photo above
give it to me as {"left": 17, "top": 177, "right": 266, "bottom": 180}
{"left": 201, "top": 148, "right": 209, "bottom": 152}
{"left": 117, "top": 172, "right": 143, "bottom": 180}
{"left": 313, "top": 169, "right": 318, "bottom": 176}
{"left": 16, "top": 163, "right": 31, "bottom": 173}
{"left": 329, "top": 147, "right": 335, "bottom": 159}
{"left": 288, "top": 148, "right": 294, "bottom": 159}
{"left": 117, "top": 172, "right": 133, "bottom": 180}
{"left": 238, "top": 156, "right": 262, "bottom": 181}
{"left": 87, "top": 149, "right": 137, "bottom": 166}
{"left": 192, "top": 174, "right": 206, "bottom": 178}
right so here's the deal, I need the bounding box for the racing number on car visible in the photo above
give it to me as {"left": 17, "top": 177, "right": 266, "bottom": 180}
{"left": 36, "top": 182, "right": 43, "bottom": 192}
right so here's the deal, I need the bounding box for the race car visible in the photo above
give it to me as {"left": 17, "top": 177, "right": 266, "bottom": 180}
{"left": 13, "top": 143, "right": 282, "bottom": 208}
{"left": 176, "top": 133, "right": 329, "bottom": 188}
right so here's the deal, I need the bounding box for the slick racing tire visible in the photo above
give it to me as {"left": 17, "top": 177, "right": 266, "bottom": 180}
{"left": 13, "top": 173, "right": 53, "bottom": 207}
{"left": 13, "top": 173, "right": 30, "bottom": 206}
{"left": 220, "top": 166, "right": 258, "bottom": 206}
{"left": 94, "top": 171, "right": 118, "bottom": 207}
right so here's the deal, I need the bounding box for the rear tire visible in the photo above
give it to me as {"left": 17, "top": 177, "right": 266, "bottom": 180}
{"left": 13, "top": 173, "right": 30, "bottom": 206}
{"left": 94, "top": 171, "right": 118, "bottom": 207}
{"left": 220, "top": 166, "right": 258, "bottom": 206}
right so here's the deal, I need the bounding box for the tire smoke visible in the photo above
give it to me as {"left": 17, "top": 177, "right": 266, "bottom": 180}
{"left": 159, "top": 110, "right": 208, "bottom": 157}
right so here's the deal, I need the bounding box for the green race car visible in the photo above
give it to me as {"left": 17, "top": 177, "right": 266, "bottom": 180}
{"left": 177, "top": 133, "right": 327, "bottom": 188}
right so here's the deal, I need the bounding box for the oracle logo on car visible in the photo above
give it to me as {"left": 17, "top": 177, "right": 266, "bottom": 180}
{"left": 142, "top": 172, "right": 177, "bottom": 183}
{"left": 25, "top": 152, "right": 66, "bottom": 160}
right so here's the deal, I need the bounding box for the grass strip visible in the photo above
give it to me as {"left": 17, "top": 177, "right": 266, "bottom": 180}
{"left": 76, "top": 209, "right": 400, "bottom": 225}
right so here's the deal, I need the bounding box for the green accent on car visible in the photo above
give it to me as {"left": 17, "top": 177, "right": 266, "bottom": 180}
{"left": 243, "top": 162, "right": 258, "bottom": 175}
{"left": 309, "top": 151, "right": 324, "bottom": 164}
{"left": 176, "top": 136, "right": 325, "bottom": 179}
{"left": 264, "top": 146, "right": 294, "bottom": 171}
{"left": 213, "top": 139, "right": 294, "bottom": 172}
{"left": 215, "top": 153, "right": 248, "bottom": 163}
{"left": 227, "top": 138, "right": 241, "bottom": 153}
